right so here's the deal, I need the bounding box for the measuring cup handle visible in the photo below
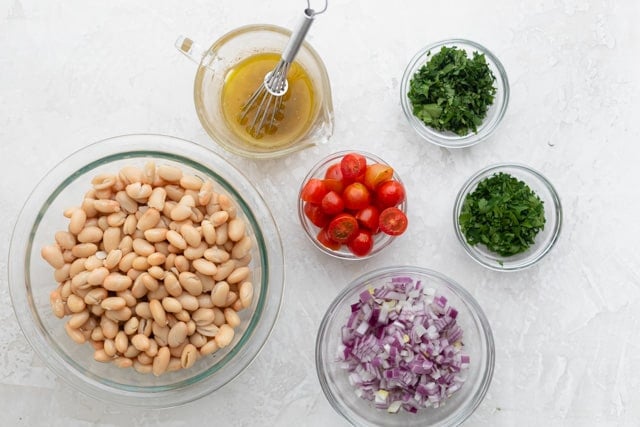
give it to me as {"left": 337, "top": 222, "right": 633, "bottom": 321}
{"left": 175, "top": 35, "right": 205, "bottom": 64}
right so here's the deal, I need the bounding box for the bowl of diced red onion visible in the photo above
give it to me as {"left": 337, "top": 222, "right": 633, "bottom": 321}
{"left": 315, "top": 266, "right": 494, "bottom": 426}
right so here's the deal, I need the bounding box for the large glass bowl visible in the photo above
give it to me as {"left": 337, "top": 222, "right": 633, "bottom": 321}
{"left": 453, "top": 163, "right": 562, "bottom": 271}
{"left": 400, "top": 39, "right": 509, "bottom": 148}
{"left": 316, "top": 266, "right": 495, "bottom": 426}
{"left": 8, "top": 134, "right": 284, "bottom": 407}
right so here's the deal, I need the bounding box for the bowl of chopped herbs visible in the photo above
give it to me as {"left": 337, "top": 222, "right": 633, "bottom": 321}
{"left": 401, "top": 39, "right": 509, "bottom": 148}
{"left": 453, "top": 164, "right": 562, "bottom": 271}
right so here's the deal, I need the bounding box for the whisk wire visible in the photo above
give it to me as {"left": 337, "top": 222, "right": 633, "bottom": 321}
{"left": 251, "top": 90, "right": 272, "bottom": 134}
{"left": 238, "top": 3, "right": 325, "bottom": 137}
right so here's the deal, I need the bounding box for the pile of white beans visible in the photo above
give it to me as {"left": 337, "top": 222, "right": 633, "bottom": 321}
{"left": 41, "top": 162, "right": 255, "bottom": 376}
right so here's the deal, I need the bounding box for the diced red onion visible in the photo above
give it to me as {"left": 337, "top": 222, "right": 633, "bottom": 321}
{"left": 336, "top": 276, "right": 469, "bottom": 414}
{"left": 360, "top": 289, "right": 373, "bottom": 304}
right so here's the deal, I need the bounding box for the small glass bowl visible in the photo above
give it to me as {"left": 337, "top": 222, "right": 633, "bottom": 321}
{"left": 453, "top": 163, "right": 562, "bottom": 271}
{"left": 297, "top": 150, "right": 407, "bottom": 260}
{"left": 400, "top": 39, "right": 509, "bottom": 148}
{"left": 316, "top": 266, "right": 495, "bottom": 426}
{"left": 8, "top": 134, "right": 284, "bottom": 407}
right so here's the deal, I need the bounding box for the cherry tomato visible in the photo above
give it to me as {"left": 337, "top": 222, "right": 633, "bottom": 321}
{"left": 348, "top": 230, "right": 374, "bottom": 257}
{"left": 304, "top": 202, "right": 330, "bottom": 228}
{"left": 301, "top": 178, "right": 328, "bottom": 204}
{"left": 317, "top": 227, "right": 341, "bottom": 250}
{"left": 340, "top": 153, "right": 367, "bottom": 181}
{"left": 376, "top": 180, "right": 406, "bottom": 208}
{"left": 324, "top": 163, "right": 343, "bottom": 181}
{"left": 379, "top": 207, "right": 408, "bottom": 236}
{"left": 322, "top": 178, "right": 344, "bottom": 194}
{"left": 321, "top": 191, "right": 345, "bottom": 215}
{"left": 364, "top": 163, "right": 394, "bottom": 190}
{"left": 327, "top": 213, "right": 359, "bottom": 243}
{"left": 343, "top": 182, "right": 371, "bottom": 210}
{"left": 355, "top": 205, "right": 380, "bottom": 231}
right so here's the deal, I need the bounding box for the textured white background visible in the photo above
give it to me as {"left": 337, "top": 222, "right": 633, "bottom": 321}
{"left": 1, "top": 0, "right": 640, "bottom": 425}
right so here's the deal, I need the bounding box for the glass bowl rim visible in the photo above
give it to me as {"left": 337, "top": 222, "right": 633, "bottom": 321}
{"left": 400, "top": 38, "right": 510, "bottom": 149}
{"left": 453, "top": 162, "right": 563, "bottom": 272}
{"left": 315, "top": 265, "right": 495, "bottom": 426}
{"left": 296, "top": 149, "right": 407, "bottom": 260}
{"left": 7, "top": 133, "right": 285, "bottom": 407}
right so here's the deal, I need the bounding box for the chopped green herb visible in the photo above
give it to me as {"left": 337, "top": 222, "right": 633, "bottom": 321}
{"left": 408, "top": 46, "right": 496, "bottom": 135}
{"left": 459, "top": 172, "right": 545, "bottom": 256}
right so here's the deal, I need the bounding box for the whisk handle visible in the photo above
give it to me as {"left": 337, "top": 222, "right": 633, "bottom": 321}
{"left": 281, "top": 10, "right": 315, "bottom": 64}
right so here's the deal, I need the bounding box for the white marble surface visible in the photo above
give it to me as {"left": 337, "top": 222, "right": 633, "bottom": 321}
{"left": 1, "top": 0, "right": 639, "bottom": 425}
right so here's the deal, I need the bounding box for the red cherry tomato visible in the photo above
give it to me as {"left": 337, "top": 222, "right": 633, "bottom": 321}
{"left": 340, "top": 153, "right": 367, "bottom": 181}
{"left": 376, "top": 180, "right": 406, "bottom": 208}
{"left": 301, "top": 178, "right": 328, "bottom": 204}
{"left": 327, "top": 213, "right": 359, "bottom": 243}
{"left": 343, "top": 182, "right": 371, "bottom": 210}
{"left": 379, "top": 207, "right": 408, "bottom": 236}
{"left": 324, "top": 163, "right": 343, "bottom": 181}
{"left": 364, "top": 163, "right": 394, "bottom": 190}
{"left": 317, "top": 227, "right": 341, "bottom": 250}
{"left": 304, "top": 202, "right": 330, "bottom": 228}
{"left": 355, "top": 205, "right": 380, "bottom": 231}
{"left": 321, "top": 191, "right": 345, "bottom": 215}
{"left": 347, "top": 230, "right": 374, "bottom": 257}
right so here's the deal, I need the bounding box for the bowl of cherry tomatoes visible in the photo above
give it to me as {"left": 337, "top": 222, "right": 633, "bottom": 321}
{"left": 297, "top": 151, "right": 408, "bottom": 259}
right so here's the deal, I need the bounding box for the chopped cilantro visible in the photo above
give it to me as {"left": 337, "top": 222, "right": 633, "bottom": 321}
{"left": 408, "top": 46, "right": 496, "bottom": 135}
{"left": 459, "top": 172, "right": 546, "bottom": 256}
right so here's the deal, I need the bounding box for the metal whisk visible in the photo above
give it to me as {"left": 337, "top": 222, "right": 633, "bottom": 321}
{"left": 239, "top": 0, "right": 328, "bottom": 137}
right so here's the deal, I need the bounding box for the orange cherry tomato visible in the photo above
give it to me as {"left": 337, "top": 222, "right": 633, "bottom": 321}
{"left": 364, "top": 163, "right": 394, "bottom": 190}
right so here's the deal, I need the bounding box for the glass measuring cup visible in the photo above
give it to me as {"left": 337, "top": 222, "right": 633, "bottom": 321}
{"left": 176, "top": 25, "right": 334, "bottom": 159}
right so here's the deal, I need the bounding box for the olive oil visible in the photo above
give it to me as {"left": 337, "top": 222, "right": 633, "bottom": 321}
{"left": 221, "top": 52, "right": 316, "bottom": 149}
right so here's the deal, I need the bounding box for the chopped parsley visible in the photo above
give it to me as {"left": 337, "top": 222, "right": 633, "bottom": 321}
{"left": 459, "top": 172, "right": 545, "bottom": 256}
{"left": 408, "top": 46, "right": 496, "bottom": 135}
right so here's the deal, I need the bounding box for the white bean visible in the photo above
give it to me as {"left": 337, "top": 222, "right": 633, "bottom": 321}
{"left": 167, "top": 322, "right": 188, "bottom": 348}
{"left": 69, "top": 209, "right": 87, "bottom": 235}
{"left": 227, "top": 218, "right": 245, "bottom": 242}
{"left": 137, "top": 208, "right": 160, "bottom": 231}
{"left": 41, "top": 245, "right": 65, "bottom": 269}
{"left": 77, "top": 226, "right": 103, "bottom": 243}
{"left": 103, "top": 227, "right": 121, "bottom": 253}
{"left": 158, "top": 165, "right": 183, "bottom": 182}
{"left": 214, "top": 324, "right": 234, "bottom": 348}
{"left": 211, "top": 282, "right": 229, "bottom": 307}
{"left": 239, "top": 281, "right": 254, "bottom": 309}
{"left": 55, "top": 231, "right": 76, "bottom": 250}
